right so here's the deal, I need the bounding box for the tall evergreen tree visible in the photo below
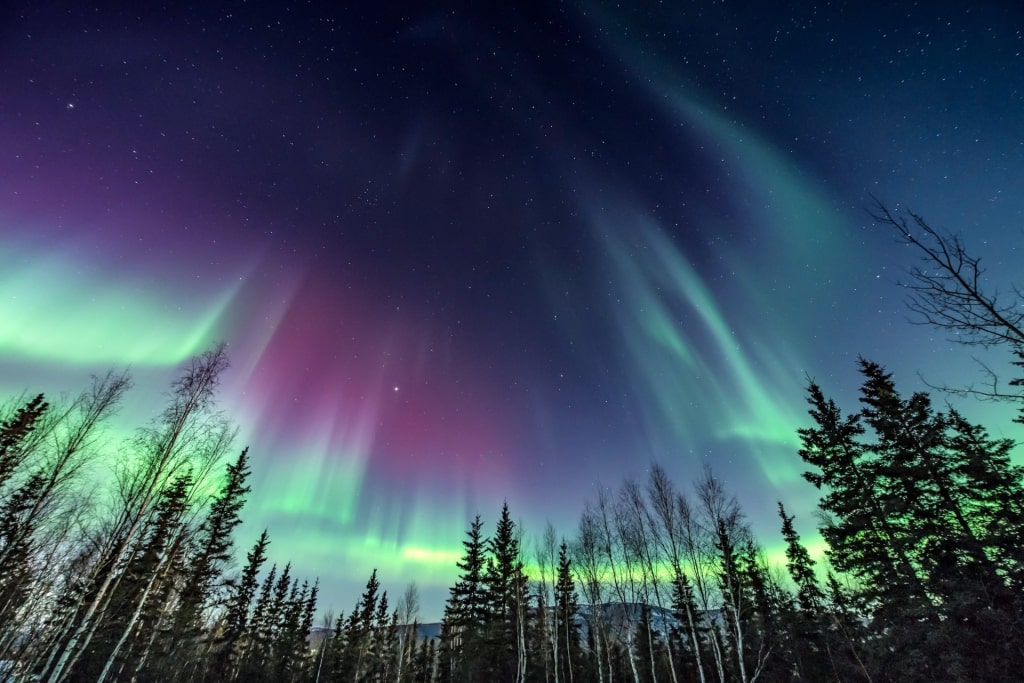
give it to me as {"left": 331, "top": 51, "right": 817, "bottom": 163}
{"left": 185, "top": 450, "right": 252, "bottom": 630}
{"left": 484, "top": 502, "right": 529, "bottom": 683}
{"left": 945, "top": 409, "right": 1024, "bottom": 588}
{"left": 337, "top": 568, "right": 383, "bottom": 681}
{"left": 0, "top": 470, "right": 47, "bottom": 625}
{"left": 554, "top": 542, "right": 582, "bottom": 683}
{"left": 237, "top": 561, "right": 279, "bottom": 681}
{"left": 667, "top": 567, "right": 706, "bottom": 683}
{"left": 0, "top": 394, "right": 48, "bottom": 489}
{"left": 777, "top": 503, "right": 823, "bottom": 616}
{"left": 775, "top": 503, "right": 834, "bottom": 683}
{"left": 0, "top": 395, "right": 51, "bottom": 629}
{"left": 370, "top": 592, "right": 399, "bottom": 682}
{"left": 319, "top": 610, "right": 348, "bottom": 681}
{"left": 140, "top": 448, "right": 253, "bottom": 681}
{"left": 440, "top": 515, "right": 489, "bottom": 682}
{"left": 409, "top": 636, "right": 436, "bottom": 683}
{"left": 798, "top": 376, "right": 933, "bottom": 623}
{"left": 800, "top": 361, "right": 1024, "bottom": 682}
{"left": 634, "top": 603, "right": 659, "bottom": 683}
{"left": 212, "top": 529, "right": 269, "bottom": 681}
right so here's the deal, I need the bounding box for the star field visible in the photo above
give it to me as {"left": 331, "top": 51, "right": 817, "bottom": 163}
{"left": 2, "top": 1, "right": 1023, "bottom": 618}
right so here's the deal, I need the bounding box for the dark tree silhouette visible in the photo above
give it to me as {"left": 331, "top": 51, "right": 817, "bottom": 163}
{"left": 800, "top": 359, "right": 1024, "bottom": 682}
{"left": 874, "top": 201, "right": 1024, "bottom": 420}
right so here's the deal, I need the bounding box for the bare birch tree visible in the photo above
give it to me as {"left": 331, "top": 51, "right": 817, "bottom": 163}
{"left": 596, "top": 488, "right": 641, "bottom": 683}
{"left": 573, "top": 507, "right": 610, "bottom": 683}
{"left": 622, "top": 476, "right": 682, "bottom": 683}
{"left": 44, "top": 345, "right": 231, "bottom": 683}
{"left": 536, "top": 521, "right": 559, "bottom": 683}
{"left": 695, "top": 468, "right": 771, "bottom": 683}
{"left": 647, "top": 464, "right": 707, "bottom": 683}
{"left": 395, "top": 581, "right": 420, "bottom": 683}
{"left": 677, "top": 485, "right": 727, "bottom": 683}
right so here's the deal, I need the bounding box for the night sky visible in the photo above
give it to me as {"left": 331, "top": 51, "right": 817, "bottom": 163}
{"left": 2, "top": 1, "right": 1023, "bottom": 620}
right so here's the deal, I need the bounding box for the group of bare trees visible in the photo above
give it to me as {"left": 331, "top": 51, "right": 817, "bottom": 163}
{"left": 564, "top": 466, "right": 803, "bottom": 683}
{"left": 0, "top": 346, "right": 319, "bottom": 682}
{"left": 417, "top": 463, "right": 829, "bottom": 683}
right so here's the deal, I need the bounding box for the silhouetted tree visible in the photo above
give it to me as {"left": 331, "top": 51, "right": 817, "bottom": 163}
{"left": 800, "top": 360, "right": 1024, "bottom": 682}
{"left": 874, "top": 202, "right": 1024, "bottom": 420}
{"left": 440, "top": 516, "right": 489, "bottom": 682}
{"left": 484, "top": 502, "right": 529, "bottom": 683}
{"left": 554, "top": 542, "right": 582, "bottom": 683}
{"left": 0, "top": 394, "right": 48, "bottom": 488}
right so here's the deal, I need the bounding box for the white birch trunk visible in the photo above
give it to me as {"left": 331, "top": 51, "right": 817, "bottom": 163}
{"left": 45, "top": 348, "right": 225, "bottom": 683}
{"left": 562, "top": 603, "right": 573, "bottom": 683}
{"left": 683, "top": 599, "right": 707, "bottom": 683}
{"left": 98, "top": 525, "right": 189, "bottom": 683}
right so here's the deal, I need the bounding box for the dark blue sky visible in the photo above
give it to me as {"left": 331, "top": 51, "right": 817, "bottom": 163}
{"left": 1, "top": 1, "right": 1022, "bottom": 618}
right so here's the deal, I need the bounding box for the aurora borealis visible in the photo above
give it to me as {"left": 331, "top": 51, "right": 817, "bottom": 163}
{"left": 2, "top": 2, "right": 1022, "bottom": 619}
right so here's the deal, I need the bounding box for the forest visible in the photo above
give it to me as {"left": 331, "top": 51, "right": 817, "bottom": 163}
{"left": 1, "top": 210, "right": 1023, "bottom": 683}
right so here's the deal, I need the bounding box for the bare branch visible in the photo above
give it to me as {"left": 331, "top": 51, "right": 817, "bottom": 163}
{"left": 870, "top": 199, "right": 1024, "bottom": 348}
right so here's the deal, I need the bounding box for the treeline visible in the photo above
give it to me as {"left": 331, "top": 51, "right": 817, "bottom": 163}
{"left": 404, "top": 358, "right": 1024, "bottom": 683}
{"left": 5, "top": 354, "right": 1023, "bottom": 683}
{"left": 3, "top": 207, "right": 1023, "bottom": 682}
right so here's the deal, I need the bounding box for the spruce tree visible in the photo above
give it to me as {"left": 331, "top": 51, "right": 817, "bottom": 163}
{"left": 798, "top": 378, "right": 932, "bottom": 621}
{"left": 319, "top": 610, "right": 347, "bottom": 681}
{"left": 857, "top": 360, "right": 985, "bottom": 602}
{"left": 410, "top": 637, "right": 435, "bottom": 683}
{"left": 634, "top": 603, "right": 658, "bottom": 683}
{"left": 0, "top": 394, "right": 48, "bottom": 489}
{"left": 945, "top": 408, "right": 1024, "bottom": 588}
{"left": 297, "top": 580, "right": 319, "bottom": 681}
{"left": 238, "top": 561, "right": 278, "bottom": 681}
{"left": 775, "top": 503, "right": 833, "bottom": 683}
{"left": 338, "top": 568, "right": 383, "bottom": 681}
{"left": 799, "top": 361, "right": 1024, "bottom": 681}
{"left": 668, "top": 567, "right": 706, "bottom": 683}
{"left": 370, "top": 593, "right": 399, "bottom": 682}
{"left": 777, "top": 503, "right": 823, "bottom": 616}
{"left": 272, "top": 577, "right": 313, "bottom": 682}
{"left": 554, "top": 542, "right": 581, "bottom": 683}
{"left": 0, "top": 471, "right": 46, "bottom": 625}
{"left": 484, "top": 502, "right": 527, "bottom": 682}
{"left": 714, "top": 517, "right": 745, "bottom": 682}
{"left": 143, "top": 448, "right": 253, "bottom": 680}
{"left": 0, "top": 395, "right": 50, "bottom": 630}
{"left": 213, "top": 529, "right": 269, "bottom": 681}
{"left": 441, "top": 515, "right": 488, "bottom": 682}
